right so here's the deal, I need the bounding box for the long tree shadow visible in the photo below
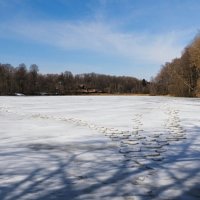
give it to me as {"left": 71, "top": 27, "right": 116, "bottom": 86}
{"left": 0, "top": 139, "right": 155, "bottom": 200}
{"left": 0, "top": 126, "right": 199, "bottom": 200}
{"left": 148, "top": 125, "right": 200, "bottom": 199}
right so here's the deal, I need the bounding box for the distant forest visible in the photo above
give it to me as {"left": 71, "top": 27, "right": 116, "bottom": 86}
{"left": 0, "top": 64, "right": 149, "bottom": 95}
{"left": 151, "top": 34, "right": 200, "bottom": 97}
{"left": 1, "top": 34, "right": 200, "bottom": 97}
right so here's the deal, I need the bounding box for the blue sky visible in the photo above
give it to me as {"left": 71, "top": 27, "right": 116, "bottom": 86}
{"left": 0, "top": 0, "right": 200, "bottom": 79}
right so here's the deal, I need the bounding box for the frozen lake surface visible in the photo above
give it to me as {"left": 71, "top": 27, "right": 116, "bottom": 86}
{"left": 0, "top": 96, "right": 200, "bottom": 200}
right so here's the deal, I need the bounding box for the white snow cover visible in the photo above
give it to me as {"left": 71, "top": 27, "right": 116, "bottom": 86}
{"left": 0, "top": 96, "right": 199, "bottom": 200}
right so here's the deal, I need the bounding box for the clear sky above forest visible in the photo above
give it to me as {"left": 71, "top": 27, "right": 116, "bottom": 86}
{"left": 0, "top": 0, "right": 200, "bottom": 79}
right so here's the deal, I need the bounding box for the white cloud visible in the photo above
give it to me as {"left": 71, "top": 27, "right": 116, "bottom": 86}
{"left": 0, "top": 19, "right": 193, "bottom": 65}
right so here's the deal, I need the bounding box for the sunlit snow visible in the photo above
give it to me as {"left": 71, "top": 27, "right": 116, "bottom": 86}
{"left": 0, "top": 96, "right": 200, "bottom": 200}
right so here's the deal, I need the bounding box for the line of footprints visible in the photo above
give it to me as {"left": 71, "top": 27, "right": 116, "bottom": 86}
{"left": 0, "top": 105, "right": 186, "bottom": 168}
{"left": 31, "top": 108, "right": 187, "bottom": 168}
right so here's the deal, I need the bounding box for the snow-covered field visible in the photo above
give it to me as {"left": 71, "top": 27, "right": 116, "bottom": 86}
{"left": 0, "top": 96, "right": 200, "bottom": 200}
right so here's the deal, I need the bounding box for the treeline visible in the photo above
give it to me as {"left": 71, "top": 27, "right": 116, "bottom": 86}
{"left": 3, "top": 34, "right": 200, "bottom": 97}
{"left": 0, "top": 63, "right": 149, "bottom": 95}
{"left": 151, "top": 34, "right": 200, "bottom": 97}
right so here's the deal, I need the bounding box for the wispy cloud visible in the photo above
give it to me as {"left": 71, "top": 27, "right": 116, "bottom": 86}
{"left": 0, "top": 19, "right": 193, "bottom": 65}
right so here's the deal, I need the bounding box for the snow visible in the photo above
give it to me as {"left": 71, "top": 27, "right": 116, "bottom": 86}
{"left": 0, "top": 96, "right": 200, "bottom": 200}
